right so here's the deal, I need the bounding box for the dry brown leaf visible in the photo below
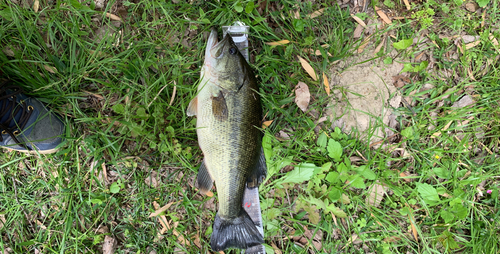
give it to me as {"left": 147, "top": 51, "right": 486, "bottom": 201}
{"left": 452, "top": 94, "right": 474, "bottom": 108}
{"left": 105, "top": 13, "right": 122, "bottom": 22}
{"left": 323, "top": 73, "right": 330, "bottom": 96}
{"left": 265, "top": 40, "right": 290, "bottom": 46}
{"left": 294, "top": 82, "right": 310, "bottom": 112}
{"left": 408, "top": 212, "right": 418, "bottom": 241}
{"left": 308, "top": 8, "right": 325, "bottom": 18}
{"left": 262, "top": 120, "right": 273, "bottom": 128}
{"left": 465, "top": 41, "right": 480, "bottom": 49}
{"left": 375, "top": 7, "right": 392, "bottom": 24}
{"left": 149, "top": 201, "right": 175, "bottom": 218}
{"left": 297, "top": 56, "right": 318, "bottom": 80}
{"left": 43, "top": 65, "right": 57, "bottom": 73}
{"left": 392, "top": 75, "right": 410, "bottom": 88}
{"left": 365, "top": 183, "right": 387, "bottom": 207}
{"left": 33, "top": 0, "right": 39, "bottom": 12}
{"left": 373, "top": 37, "right": 386, "bottom": 55}
{"left": 103, "top": 235, "right": 117, "bottom": 254}
{"left": 342, "top": 234, "right": 359, "bottom": 249}
{"left": 357, "top": 35, "right": 372, "bottom": 53}
{"left": 153, "top": 202, "right": 191, "bottom": 246}
{"left": 465, "top": 2, "right": 479, "bottom": 12}
{"left": 489, "top": 34, "right": 499, "bottom": 46}
{"left": 2, "top": 46, "right": 14, "bottom": 57}
{"left": 403, "top": 0, "right": 411, "bottom": 10}
{"left": 467, "top": 67, "right": 476, "bottom": 81}
{"left": 271, "top": 242, "right": 282, "bottom": 254}
{"left": 144, "top": 171, "right": 159, "bottom": 188}
{"left": 303, "top": 48, "right": 333, "bottom": 57}
{"left": 0, "top": 214, "right": 5, "bottom": 230}
{"left": 351, "top": 14, "right": 367, "bottom": 27}
{"left": 383, "top": 235, "right": 402, "bottom": 243}
{"left": 353, "top": 24, "right": 364, "bottom": 39}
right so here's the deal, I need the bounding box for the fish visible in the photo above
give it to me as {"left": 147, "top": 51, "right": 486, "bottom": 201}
{"left": 186, "top": 29, "right": 266, "bottom": 251}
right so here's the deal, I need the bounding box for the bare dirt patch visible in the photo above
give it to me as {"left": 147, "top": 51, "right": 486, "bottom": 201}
{"left": 326, "top": 52, "right": 403, "bottom": 144}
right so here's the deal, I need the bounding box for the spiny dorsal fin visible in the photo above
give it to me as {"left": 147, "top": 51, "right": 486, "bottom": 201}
{"left": 212, "top": 91, "right": 228, "bottom": 121}
{"left": 187, "top": 96, "right": 198, "bottom": 116}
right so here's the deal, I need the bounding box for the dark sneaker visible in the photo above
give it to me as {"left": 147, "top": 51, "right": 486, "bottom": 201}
{"left": 0, "top": 80, "right": 65, "bottom": 154}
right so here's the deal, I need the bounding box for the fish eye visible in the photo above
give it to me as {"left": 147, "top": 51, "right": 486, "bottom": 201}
{"left": 229, "top": 47, "right": 237, "bottom": 55}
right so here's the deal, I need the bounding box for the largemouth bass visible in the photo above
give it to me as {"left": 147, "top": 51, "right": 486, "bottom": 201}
{"left": 187, "top": 29, "right": 266, "bottom": 251}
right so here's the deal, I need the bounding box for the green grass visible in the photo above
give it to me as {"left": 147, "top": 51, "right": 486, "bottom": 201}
{"left": 1, "top": 0, "right": 499, "bottom": 253}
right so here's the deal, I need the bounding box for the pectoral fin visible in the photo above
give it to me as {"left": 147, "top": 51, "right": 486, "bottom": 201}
{"left": 212, "top": 91, "right": 228, "bottom": 121}
{"left": 195, "top": 159, "right": 213, "bottom": 195}
{"left": 187, "top": 96, "right": 198, "bottom": 116}
{"left": 247, "top": 148, "right": 267, "bottom": 188}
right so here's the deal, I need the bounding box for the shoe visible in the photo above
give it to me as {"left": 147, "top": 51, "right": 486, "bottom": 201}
{"left": 0, "top": 80, "right": 65, "bottom": 154}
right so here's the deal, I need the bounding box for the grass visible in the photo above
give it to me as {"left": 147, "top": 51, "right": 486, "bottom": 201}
{"left": 1, "top": 0, "right": 499, "bottom": 253}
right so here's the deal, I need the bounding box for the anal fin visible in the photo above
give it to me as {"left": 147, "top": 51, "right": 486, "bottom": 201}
{"left": 195, "top": 159, "right": 213, "bottom": 195}
{"left": 247, "top": 148, "right": 267, "bottom": 188}
{"left": 187, "top": 96, "right": 198, "bottom": 116}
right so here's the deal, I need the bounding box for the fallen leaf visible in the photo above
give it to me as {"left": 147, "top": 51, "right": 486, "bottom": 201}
{"left": 375, "top": 6, "right": 392, "bottom": 24}
{"left": 149, "top": 201, "right": 175, "bottom": 218}
{"left": 431, "top": 120, "right": 453, "bottom": 138}
{"left": 365, "top": 183, "right": 387, "bottom": 207}
{"left": 271, "top": 242, "right": 283, "bottom": 254}
{"left": 33, "top": 0, "right": 39, "bottom": 12}
{"left": 103, "top": 235, "right": 117, "bottom": 254}
{"left": 465, "top": 2, "right": 479, "bottom": 12}
{"left": 357, "top": 35, "right": 372, "bottom": 53}
{"left": 392, "top": 75, "right": 410, "bottom": 88}
{"left": 262, "top": 120, "right": 273, "bottom": 128}
{"left": 297, "top": 56, "right": 318, "bottom": 81}
{"left": 308, "top": 8, "right": 325, "bottom": 18}
{"left": 353, "top": 24, "right": 364, "bottom": 38}
{"left": 408, "top": 208, "right": 418, "bottom": 241}
{"left": 489, "top": 34, "right": 499, "bottom": 46}
{"left": 0, "top": 214, "right": 5, "bottom": 230}
{"left": 351, "top": 14, "right": 367, "bottom": 27}
{"left": 323, "top": 73, "right": 330, "bottom": 96}
{"left": 265, "top": 40, "right": 290, "bottom": 46}
{"left": 105, "top": 13, "right": 122, "bottom": 22}
{"left": 465, "top": 41, "right": 480, "bottom": 49}
{"left": 403, "top": 0, "right": 411, "bottom": 10}
{"left": 373, "top": 36, "right": 386, "bottom": 55}
{"left": 294, "top": 82, "right": 310, "bottom": 112}
{"left": 43, "top": 65, "right": 57, "bottom": 73}
{"left": 383, "top": 235, "right": 402, "bottom": 243}
{"left": 303, "top": 48, "right": 332, "bottom": 57}
{"left": 3, "top": 46, "right": 15, "bottom": 57}
{"left": 452, "top": 94, "right": 474, "bottom": 108}
{"left": 145, "top": 171, "right": 159, "bottom": 188}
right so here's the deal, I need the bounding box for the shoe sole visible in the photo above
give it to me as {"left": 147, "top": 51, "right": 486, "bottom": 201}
{"left": 2, "top": 147, "right": 59, "bottom": 155}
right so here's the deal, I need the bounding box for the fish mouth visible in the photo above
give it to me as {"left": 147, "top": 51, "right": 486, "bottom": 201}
{"left": 208, "top": 30, "right": 232, "bottom": 59}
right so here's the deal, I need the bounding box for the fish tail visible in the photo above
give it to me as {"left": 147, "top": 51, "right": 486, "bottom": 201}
{"left": 210, "top": 209, "right": 263, "bottom": 251}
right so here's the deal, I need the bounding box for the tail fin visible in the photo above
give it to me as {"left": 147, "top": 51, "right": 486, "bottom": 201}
{"left": 210, "top": 209, "right": 263, "bottom": 251}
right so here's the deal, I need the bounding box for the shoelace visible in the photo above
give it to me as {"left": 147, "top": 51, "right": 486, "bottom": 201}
{"left": 0, "top": 80, "right": 34, "bottom": 149}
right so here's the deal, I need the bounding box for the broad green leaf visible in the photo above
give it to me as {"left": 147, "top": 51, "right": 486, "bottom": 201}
{"left": 317, "top": 132, "right": 328, "bottom": 148}
{"left": 451, "top": 203, "right": 467, "bottom": 220}
{"left": 441, "top": 209, "right": 454, "bottom": 223}
{"left": 112, "top": 104, "right": 125, "bottom": 114}
{"left": 401, "top": 63, "right": 414, "bottom": 73}
{"left": 393, "top": 38, "right": 413, "bottom": 50}
{"left": 110, "top": 182, "right": 121, "bottom": 194}
{"left": 245, "top": 1, "right": 254, "bottom": 13}
{"left": 326, "top": 204, "right": 347, "bottom": 218}
{"left": 292, "top": 19, "right": 305, "bottom": 32}
{"left": 136, "top": 108, "right": 148, "bottom": 118}
{"left": 328, "top": 187, "right": 341, "bottom": 201}
{"left": 349, "top": 175, "right": 366, "bottom": 189}
{"left": 276, "top": 163, "right": 317, "bottom": 184}
{"left": 433, "top": 167, "right": 449, "bottom": 179}
{"left": 358, "top": 166, "right": 376, "bottom": 180}
{"left": 234, "top": 3, "right": 243, "bottom": 12}
{"left": 325, "top": 171, "right": 339, "bottom": 184}
{"left": 264, "top": 208, "right": 282, "bottom": 220}
{"left": 383, "top": 57, "right": 393, "bottom": 64}
{"left": 401, "top": 126, "right": 415, "bottom": 139}
{"left": 476, "top": 0, "right": 490, "bottom": 7}
{"left": 327, "top": 139, "right": 342, "bottom": 161}
{"left": 416, "top": 183, "right": 440, "bottom": 204}
{"left": 0, "top": 7, "right": 13, "bottom": 21}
